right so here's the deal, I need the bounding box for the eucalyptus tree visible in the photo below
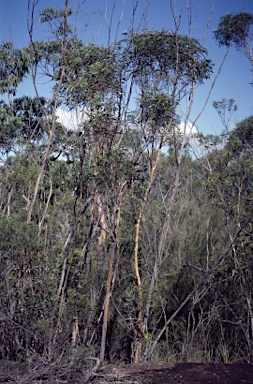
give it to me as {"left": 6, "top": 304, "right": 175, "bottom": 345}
{"left": 24, "top": 2, "right": 150, "bottom": 362}
{"left": 26, "top": 1, "right": 70, "bottom": 223}
{"left": 0, "top": 41, "right": 61, "bottom": 218}
{"left": 120, "top": 23, "right": 214, "bottom": 360}
{"left": 214, "top": 12, "right": 253, "bottom": 66}
{"left": 41, "top": 0, "right": 217, "bottom": 361}
{"left": 35, "top": 17, "right": 214, "bottom": 361}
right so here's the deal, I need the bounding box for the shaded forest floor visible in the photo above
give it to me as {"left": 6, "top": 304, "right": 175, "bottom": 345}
{"left": 1, "top": 361, "right": 253, "bottom": 384}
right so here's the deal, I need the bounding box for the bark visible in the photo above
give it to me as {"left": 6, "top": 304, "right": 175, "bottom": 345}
{"left": 57, "top": 193, "right": 94, "bottom": 297}
{"left": 134, "top": 155, "right": 159, "bottom": 363}
{"left": 39, "top": 177, "right": 53, "bottom": 231}
{"left": 100, "top": 244, "right": 115, "bottom": 362}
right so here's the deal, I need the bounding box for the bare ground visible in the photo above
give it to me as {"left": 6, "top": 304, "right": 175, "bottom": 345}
{"left": 0, "top": 361, "right": 253, "bottom": 384}
{"left": 96, "top": 362, "right": 253, "bottom": 384}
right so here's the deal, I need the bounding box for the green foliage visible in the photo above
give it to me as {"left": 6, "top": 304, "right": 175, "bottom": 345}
{"left": 123, "top": 29, "right": 213, "bottom": 88}
{"left": 213, "top": 98, "right": 238, "bottom": 133}
{"left": 139, "top": 88, "right": 174, "bottom": 129}
{"left": 0, "top": 96, "right": 55, "bottom": 154}
{"left": 39, "top": 7, "right": 73, "bottom": 23}
{"left": 226, "top": 115, "right": 253, "bottom": 155}
{"left": 213, "top": 98, "right": 237, "bottom": 113}
{"left": 214, "top": 12, "right": 253, "bottom": 48}
{"left": 62, "top": 43, "right": 120, "bottom": 107}
{"left": 0, "top": 215, "right": 42, "bottom": 273}
{"left": 39, "top": 7, "right": 74, "bottom": 37}
{"left": 0, "top": 42, "right": 30, "bottom": 96}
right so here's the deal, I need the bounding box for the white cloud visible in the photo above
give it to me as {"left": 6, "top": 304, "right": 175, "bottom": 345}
{"left": 56, "top": 109, "right": 199, "bottom": 145}
{"left": 179, "top": 121, "right": 198, "bottom": 138}
{"left": 56, "top": 107, "right": 88, "bottom": 131}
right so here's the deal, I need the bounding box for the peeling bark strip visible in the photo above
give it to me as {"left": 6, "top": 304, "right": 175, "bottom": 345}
{"left": 100, "top": 250, "right": 114, "bottom": 362}
{"left": 134, "top": 156, "right": 159, "bottom": 363}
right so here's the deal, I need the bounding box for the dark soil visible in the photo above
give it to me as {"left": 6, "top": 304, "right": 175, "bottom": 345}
{"left": 96, "top": 362, "right": 253, "bottom": 384}
{"left": 0, "top": 361, "right": 253, "bottom": 384}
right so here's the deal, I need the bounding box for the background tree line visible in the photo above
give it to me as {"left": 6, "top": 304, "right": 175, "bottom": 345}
{"left": 0, "top": 0, "right": 253, "bottom": 369}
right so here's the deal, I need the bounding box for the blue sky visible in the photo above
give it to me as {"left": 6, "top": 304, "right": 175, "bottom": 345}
{"left": 1, "top": 0, "right": 253, "bottom": 136}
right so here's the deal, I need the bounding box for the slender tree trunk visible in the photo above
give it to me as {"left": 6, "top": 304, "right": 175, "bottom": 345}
{"left": 27, "top": 0, "right": 68, "bottom": 223}
{"left": 134, "top": 148, "right": 161, "bottom": 363}
{"left": 100, "top": 244, "right": 115, "bottom": 362}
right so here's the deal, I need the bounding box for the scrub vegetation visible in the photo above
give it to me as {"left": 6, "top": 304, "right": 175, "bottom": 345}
{"left": 0, "top": 0, "right": 253, "bottom": 372}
